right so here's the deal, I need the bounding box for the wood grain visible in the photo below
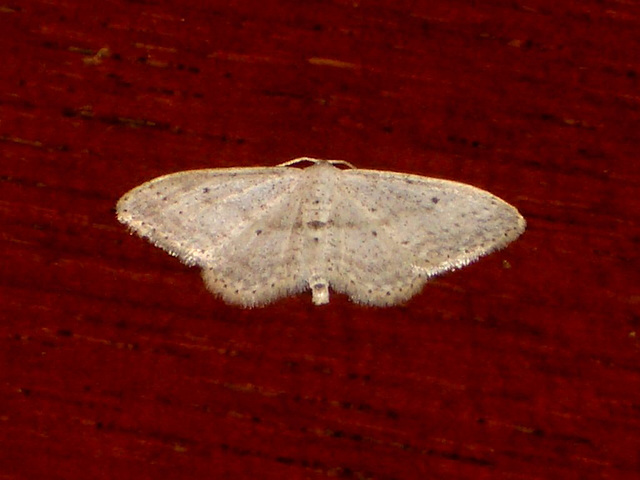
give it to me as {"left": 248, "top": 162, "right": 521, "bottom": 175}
{"left": 1, "top": 1, "right": 638, "bottom": 479}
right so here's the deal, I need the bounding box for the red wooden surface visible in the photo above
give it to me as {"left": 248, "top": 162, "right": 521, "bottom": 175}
{"left": 1, "top": 1, "right": 639, "bottom": 479}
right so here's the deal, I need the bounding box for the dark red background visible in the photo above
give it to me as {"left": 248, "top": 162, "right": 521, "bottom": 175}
{"left": 1, "top": 1, "right": 639, "bottom": 479}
